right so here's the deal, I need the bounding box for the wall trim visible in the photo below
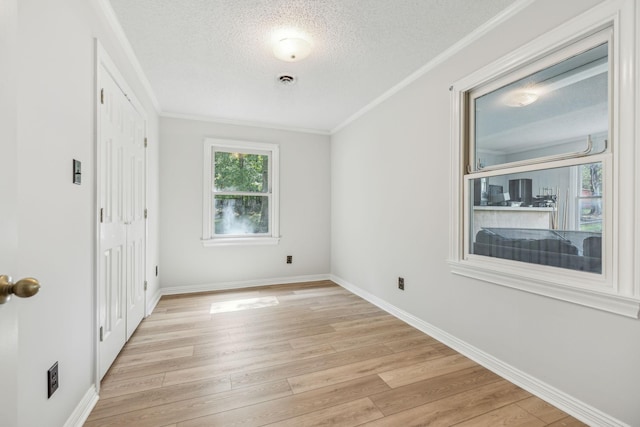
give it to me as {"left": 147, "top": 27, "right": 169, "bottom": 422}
{"left": 161, "top": 112, "right": 331, "bottom": 136}
{"left": 63, "top": 386, "right": 99, "bottom": 427}
{"left": 146, "top": 287, "right": 162, "bottom": 316}
{"left": 330, "top": 0, "right": 536, "bottom": 134}
{"left": 330, "top": 274, "right": 630, "bottom": 427}
{"left": 93, "top": 0, "right": 161, "bottom": 112}
{"left": 160, "top": 274, "right": 332, "bottom": 297}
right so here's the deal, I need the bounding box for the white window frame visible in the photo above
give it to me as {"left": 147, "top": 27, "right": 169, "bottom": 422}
{"left": 202, "top": 138, "right": 280, "bottom": 247}
{"left": 448, "top": 0, "right": 640, "bottom": 318}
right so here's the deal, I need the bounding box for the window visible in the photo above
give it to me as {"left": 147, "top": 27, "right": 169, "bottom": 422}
{"left": 466, "top": 30, "right": 610, "bottom": 276}
{"left": 449, "top": 0, "right": 640, "bottom": 317}
{"left": 202, "top": 138, "right": 279, "bottom": 246}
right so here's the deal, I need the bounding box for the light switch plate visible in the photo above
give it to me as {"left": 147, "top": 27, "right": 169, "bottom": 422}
{"left": 73, "top": 159, "right": 81, "bottom": 185}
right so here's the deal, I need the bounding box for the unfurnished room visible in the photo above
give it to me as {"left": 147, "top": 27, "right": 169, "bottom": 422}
{"left": 1, "top": 0, "right": 639, "bottom": 426}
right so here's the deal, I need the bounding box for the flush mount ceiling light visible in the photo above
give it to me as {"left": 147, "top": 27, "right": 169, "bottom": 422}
{"left": 504, "top": 90, "right": 539, "bottom": 107}
{"left": 273, "top": 38, "right": 311, "bottom": 62}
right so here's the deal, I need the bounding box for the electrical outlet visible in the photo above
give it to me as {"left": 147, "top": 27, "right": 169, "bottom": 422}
{"left": 398, "top": 277, "right": 405, "bottom": 290}
{"left": 48, "top": 362, "right": 59, "bottom": 398}
{"left": 286, "top": 255, "right": 293, "bottom": 264}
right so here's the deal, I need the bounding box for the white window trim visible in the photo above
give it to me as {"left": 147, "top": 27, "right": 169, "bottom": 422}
{"left": 202, "top": 138, "right": 280, "bottom": 247}
{"left": 449, "top": 0, "right": 640, "bottom": 318}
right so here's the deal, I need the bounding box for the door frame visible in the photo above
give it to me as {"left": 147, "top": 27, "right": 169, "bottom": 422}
{"left": 94, "top": 39, "right": 148, "bottom": 388}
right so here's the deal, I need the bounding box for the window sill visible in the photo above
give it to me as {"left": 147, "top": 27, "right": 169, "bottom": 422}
{"left": 202, "top": 237, "right": 280, "bottom": 247}
{"left": 448, "top": 259, "right": 640, "bottom": 319}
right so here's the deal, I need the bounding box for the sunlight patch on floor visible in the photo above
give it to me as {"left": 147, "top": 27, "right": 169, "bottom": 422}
{"left": 210, "top": 296, "right": 280, "bottom": 314}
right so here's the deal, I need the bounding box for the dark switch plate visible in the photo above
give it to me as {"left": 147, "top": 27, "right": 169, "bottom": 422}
{"left": 73, "top": 159, "right": 81, "bottom": 185}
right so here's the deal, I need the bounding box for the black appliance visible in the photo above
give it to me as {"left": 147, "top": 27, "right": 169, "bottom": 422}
{"left": 509, "top": 178, "right": 532, "bottom": 206}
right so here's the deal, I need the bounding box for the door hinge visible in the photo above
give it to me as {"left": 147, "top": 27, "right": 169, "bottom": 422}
{"left": 100, "top": 88, "right": 104, "bottom": 105}
{"left": 144, "top": 281, "right": 148, "bottom": 291}
{"left": 144, "top": 208, "right": 148, "bottom": 219}
{"left": 99, "top": 326, "right": 104, "bottom": 342}
{"left": 144, "top": 137, "right": 148, "bottom": 148}
{"left": 100, "top": 208, "right": 104, "bottom": 223}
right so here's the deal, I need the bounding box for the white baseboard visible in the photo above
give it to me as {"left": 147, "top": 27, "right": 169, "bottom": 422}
{"left": 63, "top": 385, "right": 99, "bottom": 427}
{"left": 160, "top": 274, "right": 332, "bottom": 296}
{"left": 146, "top": 287, "right": 162, "bottom": 315}
{"left": 330, "top": 274, "right": 629, "bottom": 427}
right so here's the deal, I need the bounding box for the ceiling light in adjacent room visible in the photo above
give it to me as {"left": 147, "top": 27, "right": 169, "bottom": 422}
{"left": 273, "top": 38, "right": 311, "bottom": 62}
{"left": 504, "top": 90, "right": 539, "bottom": 107}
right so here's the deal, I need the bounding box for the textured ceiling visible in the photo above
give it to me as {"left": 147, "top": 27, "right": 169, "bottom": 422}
{"left": 108, "top": 0, "right": 516, "bottom": 133}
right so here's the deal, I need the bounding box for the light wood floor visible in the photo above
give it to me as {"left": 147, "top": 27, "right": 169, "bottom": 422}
{"left": 85, "top": 280, "right": 586, "bottom": 427}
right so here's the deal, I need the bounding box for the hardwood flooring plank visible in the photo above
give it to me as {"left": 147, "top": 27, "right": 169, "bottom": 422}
{"left": 330, "top": 326, "right": 427, "bottom": 352}
{"left": 194, "top": 340, "right": 293, "bottom": 359}
{"left": 545, "top": 417, "right": 589, "bottom": 426}
{"left": 288, "top": 322, "right": 417, "bottom": 349}
{"left": 369, "top": 365, "right": 503, "bottom": 415}
{"left": 112, "top": 346, "right": 194, "bottom": 368}
{"left": 364, "top": 379, "right": 531, "bottom": 427}
{"left": 99, "top": 373, "right": 166, "bottom": 400}
{"left": 287, "top": 343, "right": 446, "bottom": 394}
{"left": 452, "top": 403, "right": 546, "bottom": 427}
{"left": 163, "top": 344, "right": 336, "bottom": 387}
{"left": 383, "top": 335, "right": 440, "bottom": 352}
{"left": 87, "top": 376, "right": 232, "bottom": 421}
{"left": 329, "top": 314, "right": 401, "bottom": 330}
{"left": 378, "top": 353, "right": 478, "bottom": 388}
{"left": 264, "top": 397, "right": 384, "bottom": 427}
{"left": 516, "top": 396, "right": 569, "bottom": 424}
{"left": 136, "top": 315, "right": 212, "bottom": 330}
{"left": 230, "top": 344, "right": 393, "bottom": 389}
{"left": 123, "top": 323, "right": 334, "bottom": 356}
{"left": 85, "top": 379, "right": 292, "bottom": 427}
{"left": 176, "top": 375, "right": 390, "bottom": 427}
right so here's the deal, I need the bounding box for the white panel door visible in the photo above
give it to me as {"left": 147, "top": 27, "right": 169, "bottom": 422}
{"left": 97, "top": 56, "right": 147, "bottom": 378}
{"left": 98, "top": 70, "right": 128, "bottom": 378}
{"left": 123, "top": 99, "right": 146, "bottom": 340}
{"left": 0, "top": 0, "right": 19, "bottom": 423}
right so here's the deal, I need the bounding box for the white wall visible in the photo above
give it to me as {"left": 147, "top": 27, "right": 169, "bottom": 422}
{"left": 159, "top": 117, "right": 331, "bottom": 290}
{"left": 331, "top": 0, "right": 640, "bottom": 425}
{"left": 14, "top": 0, "right": 159, "bottom": 425}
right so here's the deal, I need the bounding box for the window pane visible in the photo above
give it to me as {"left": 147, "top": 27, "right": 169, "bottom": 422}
{"left": 214, "top": 151, "right": 269, "bottom": 193}
{"left": 578, "top": 162, "right": 602, "bottom": 232}
{"left": 469, "top": 163, "right": 602, "bottom": 274}
{"left": 214, "top": 196, "right": 269, "bottom": 235}
{"left": 474, "top": 42, "right": 608, "bottom": 169}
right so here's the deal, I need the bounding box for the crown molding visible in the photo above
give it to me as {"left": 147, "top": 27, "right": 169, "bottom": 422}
{"left": 93, "top": 0, "right": 161, "bottom": 113}
{"left": 161, "top": 112, "right": 331, "bottom": 136}
{"left": 331, "top": 0, "right": 536, "bottom": 134}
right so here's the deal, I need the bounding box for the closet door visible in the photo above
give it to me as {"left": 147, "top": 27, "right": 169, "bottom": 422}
{"left": 123, "top": 99, "right": 146, "bottom": 340}
{"left": 97, "top": 59, "right": 146, "bottom": 379}
{"left": 98, "top": 69, "right": 128, "bottom": 379}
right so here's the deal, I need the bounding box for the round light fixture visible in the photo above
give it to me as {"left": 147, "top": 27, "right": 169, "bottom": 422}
{"left": 273, "top": 38, "right": 311, "bottom": 62}
{"left": 504, "top": 90, "right": 539, "bottom": 107}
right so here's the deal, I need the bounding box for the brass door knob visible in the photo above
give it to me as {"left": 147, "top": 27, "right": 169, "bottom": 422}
{"left": 0, "top": 275, "right": 40, "bottom": 304}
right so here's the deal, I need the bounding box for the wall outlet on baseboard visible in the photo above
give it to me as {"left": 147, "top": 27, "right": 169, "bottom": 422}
{"left": 398, "top": 277, "right": 405, "bottom": 290}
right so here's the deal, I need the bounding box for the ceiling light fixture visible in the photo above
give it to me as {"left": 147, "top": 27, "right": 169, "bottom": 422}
{"left": 273, "top": 38, "right": 311, "bottom": 62}
{"left": 504, "top": 90, "right": 539, "bottom": 107}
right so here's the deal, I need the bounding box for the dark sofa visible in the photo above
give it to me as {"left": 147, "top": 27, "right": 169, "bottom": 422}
{"left": 473, "top": 228, "right": 602, "bottom": 273}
